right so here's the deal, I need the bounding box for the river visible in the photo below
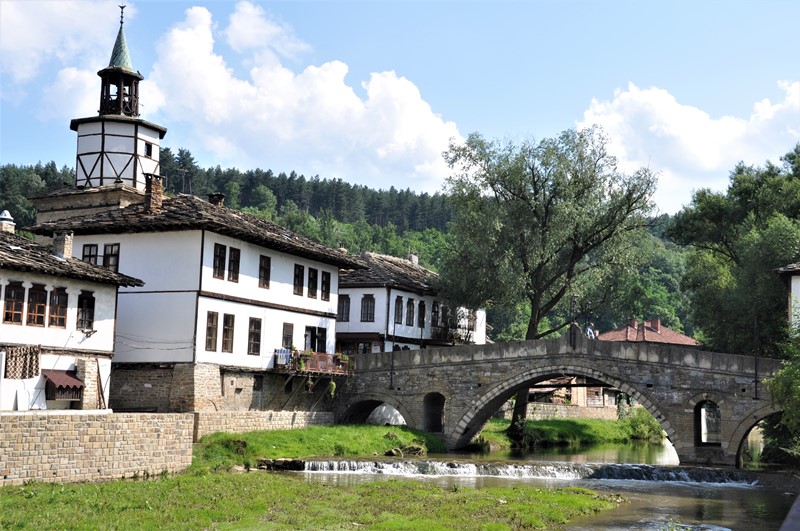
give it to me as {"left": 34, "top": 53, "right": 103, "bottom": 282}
{"left": 289, "top": 440, "right": 797, "bottom": 530}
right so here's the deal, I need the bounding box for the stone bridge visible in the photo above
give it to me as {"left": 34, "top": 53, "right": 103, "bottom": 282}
{"left": 337, "top": 334, "right": 784, "bottom": 466}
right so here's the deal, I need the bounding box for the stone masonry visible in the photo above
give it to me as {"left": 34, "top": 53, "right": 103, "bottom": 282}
{"left": 341, "top": 333, "right": 783, "bottom": 466}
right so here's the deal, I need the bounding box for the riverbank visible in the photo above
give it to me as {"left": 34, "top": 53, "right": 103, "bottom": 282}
{"left": 0, "top": 424, "right": 624, "bottom": 529}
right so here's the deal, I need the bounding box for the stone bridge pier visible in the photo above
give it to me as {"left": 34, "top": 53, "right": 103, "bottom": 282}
{"left": 337, "top": 334, "right": 783, "bottom": 467}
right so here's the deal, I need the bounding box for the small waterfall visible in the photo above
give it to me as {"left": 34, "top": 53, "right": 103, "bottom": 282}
{"left": 302, "top": 459, "right": 758, "bottom": 486}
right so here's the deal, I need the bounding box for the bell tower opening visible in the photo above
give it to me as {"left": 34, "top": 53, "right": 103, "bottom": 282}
{"left": 98, "top": 5, "right": 143, "bottom": 117}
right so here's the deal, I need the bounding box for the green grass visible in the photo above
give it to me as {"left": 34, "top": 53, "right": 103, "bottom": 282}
{"left": 0, "top": 473, "right": 622, "bottom": 530}
{"left": 192, "top": 424, "right": 448, "bottom": 470}
{"left": 476, "top": 410, "right": 664, "bottom": 450}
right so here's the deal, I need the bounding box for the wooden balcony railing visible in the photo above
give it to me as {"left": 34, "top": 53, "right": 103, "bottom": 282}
{"left": 271, "top": 349, "right": 353, "bottom": 377}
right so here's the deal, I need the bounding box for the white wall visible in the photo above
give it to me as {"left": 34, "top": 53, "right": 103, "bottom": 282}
{"left": 113, "top": 292, "right": 196, "bottom": 363}
{"left": 0, "top": 269, "right": 118, "bottom": 353}
{"left": 336, "top": 286, "right": 389, "bottom": 335}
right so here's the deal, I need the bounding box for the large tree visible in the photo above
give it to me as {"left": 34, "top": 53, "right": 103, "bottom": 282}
{"left": 667, "top": 144, "right": 800, "bottom": 357}
{"left": 438, "top": 127, "right": 656, "bottom": 439}
{"left": 440, "top": 126, "right": 657, "bottom": 339}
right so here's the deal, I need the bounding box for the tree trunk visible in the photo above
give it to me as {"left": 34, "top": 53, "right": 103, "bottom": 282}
{"left": 508, "top": 309, "right": 540, "bottom": 444}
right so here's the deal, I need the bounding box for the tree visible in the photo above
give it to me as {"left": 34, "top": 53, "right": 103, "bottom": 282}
{"left": 667, "top": 145, "right": 800, "bottom": 357}
{"left": 439, "top": 126, "right": 656, "bottom": 438}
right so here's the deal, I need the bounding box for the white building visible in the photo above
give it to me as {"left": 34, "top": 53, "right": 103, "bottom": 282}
{"left": 336, "top": 252, "right": 486, "bottom": 355}
{"left": 777, "top": 262, "right": 800, "bottom": 328}
{"left": 0, "top": 211, "right": 142, "bottom": 411}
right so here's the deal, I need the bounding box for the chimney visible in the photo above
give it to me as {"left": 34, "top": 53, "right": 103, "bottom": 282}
{"left": 144, "top": 174, "right": 164, "bottom": 213}
{"left": 629, "top": 319, "right": 638, "bottom": 330}
{"left": 207, "top": 192, "right": 225, "bottom": 207}
{"left": 52, "top": 231, "right": 74, "bottom": 259}
{"left": 649, "top": 318, "right": 661, "bottom": 332}
{"left": 0, "top": 210, "right": 15, "bottom": 234}
{"left": 408, "top": 253, "right": 419, "bottom": 265}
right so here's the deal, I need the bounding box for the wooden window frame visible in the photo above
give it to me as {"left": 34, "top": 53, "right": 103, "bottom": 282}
{"left": 49, "top": 287, "right": 68, "bottom": 328}
{"left": 394, "top": 296, "right": 403, "bottom": 324}
{"left": 248, "top": 317, "right": 262, "bottom": 356}
{"left": 308, "top": 268, "right": 318, "bottom": 299}
{"left": 82, "top": 244, "right": 99, "bottom": 265}
{"left": 26, "top": 284, "right": 47, "bottom": 327}
{"left": 76, "top": 291, "right": 95, "bottom": 331}
{"left": 213, "top": 243, "right": 226, "bottom": 279}
{"left": 337, "top": 295, "right": 350, "bottom": 322}
{"left": 221, "top": 313, "right": 235, "bottom": 353}
{"left": 205, "top": 311, "right": 218, "bottom": 351}
{"left": 406, "top": 299, "right": 415, "bottom": 326}
{"left": 3, "top": 281, "right": 24, "bottom": 325}
{"left": 321, "top": 271, "right": 331, "bottom": 301}
{"left": 361, "top": 295, "right": 375, "bottom": 322}
{"left": 293, "top": 264, "right": 304, "bottom": 296}
{"left": 227, "top": 247, "right": 240, "bottom": 283}
{"left": 258, "top": 255, "right": 271, "bottom": 288}
{"left": 282, "top": 322, "right": 294, "bottom": 349}
{"left": 418, "top": 301, "right": 426, "bottom": 328}
{"left": 102, "top": 243, "right": 120, "bottom": 272}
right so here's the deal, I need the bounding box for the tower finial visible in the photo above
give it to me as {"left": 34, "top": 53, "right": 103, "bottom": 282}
{"left": 119, "top": 4, "right": 126, "bottom": 26}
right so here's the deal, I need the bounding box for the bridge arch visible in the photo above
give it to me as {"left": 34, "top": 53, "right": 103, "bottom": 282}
{"left": 729, "top": 402, "right": 783, "bottom": 465}
{"left": 337, "top": 392, "right": 417, "bottom": 428}
{"left": 449, "top": 363, "right": 671, "bottom": 449}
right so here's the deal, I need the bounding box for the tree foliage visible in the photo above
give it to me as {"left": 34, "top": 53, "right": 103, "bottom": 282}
{"left": 667, "top": 144, "right": 800, "bottom": 356}
{"left": 438, "top": 126, "right": 657, "bottom": 340}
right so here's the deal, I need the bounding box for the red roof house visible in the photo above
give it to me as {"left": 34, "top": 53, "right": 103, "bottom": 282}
{"left": 597, "top": 318, "right": 700, "bottom": 347}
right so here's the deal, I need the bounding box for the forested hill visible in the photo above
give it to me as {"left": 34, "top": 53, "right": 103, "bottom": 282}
{"left": 159, "top": 147, "right": 451, "bottom": 233}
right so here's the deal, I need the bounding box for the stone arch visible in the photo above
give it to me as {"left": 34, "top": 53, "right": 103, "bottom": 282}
{"left": 728, "top": 402, "right": 783, "bottom": 465}
{"left": 447, "top": 362, "right": 670, "bottom": 449}
{"left": 337, "top": 392, "right": 416, "bottom": 428}
{"left": 423, "top": 392, "right": 446, "bottom": 432}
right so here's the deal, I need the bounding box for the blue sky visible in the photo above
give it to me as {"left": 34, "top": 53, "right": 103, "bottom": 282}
{"left": 1, "top": 0, "right": 798, "bottom": 214}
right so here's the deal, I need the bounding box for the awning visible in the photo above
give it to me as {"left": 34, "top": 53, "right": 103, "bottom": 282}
{"left": 41, "top": 369, "right": 84, "bottom": 389}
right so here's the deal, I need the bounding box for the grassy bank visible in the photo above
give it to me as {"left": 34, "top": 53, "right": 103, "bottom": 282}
{"left": 0, "top": 424, "right": 627, "bottom": 529}
{"left": 476, "top": 409, "right": 664, "bottom": 451}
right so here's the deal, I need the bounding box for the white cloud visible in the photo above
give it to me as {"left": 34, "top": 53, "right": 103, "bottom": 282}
{"left": 38, "top": 67, "right": 97, "bottom": 121}
{"left": 578, "top": 82, "right": 800, "bottom": 214}
{"left": 0, "top": 0, "right": 119, "bottom": 85}
{"left": 146, "top": 3, "right": 461, "bottom": 194}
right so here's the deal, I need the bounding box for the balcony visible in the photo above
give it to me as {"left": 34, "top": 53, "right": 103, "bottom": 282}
{"left": 271, "top": 349, "right": 353, "bottom": 377}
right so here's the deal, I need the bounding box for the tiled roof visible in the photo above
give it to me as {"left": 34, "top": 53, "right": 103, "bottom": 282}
{"left": 776, "top": 263, "right": 800, "bottom": 275}
{"left": 597, "top": 318, "right": 699, "bottom": 347}
{"left": 0, "top": 232, "right": 143, "bottom": 287}
{"left": 26, "top": 194, "right": 365, "bottom": 270}
{"left": 339, "top": 252, "right": 436, "bottom": 295}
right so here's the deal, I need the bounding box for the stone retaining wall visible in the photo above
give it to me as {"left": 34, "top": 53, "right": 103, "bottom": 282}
{"left": 194, "top": 410, "right": 334, "bottom": 440}
{"left": 527, "top": 403, "right": 618, "bottom": 421}
{"left": 0, "top": 411, "right": 194, "bottom": 487}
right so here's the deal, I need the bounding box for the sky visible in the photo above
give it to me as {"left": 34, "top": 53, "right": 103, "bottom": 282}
{"left": 1, "top": 1, "right": 798, "bottom": 214}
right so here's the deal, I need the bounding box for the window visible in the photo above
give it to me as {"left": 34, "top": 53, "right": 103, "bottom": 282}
{"left": 282, "top": 323, "right": 294, "bottom": 349}
{"left": 222, "top": 314, "right": 235, "bottom": 353}
{"left": 432, "top": 302, "right": 440, "bottom": 327}
{"left": 26, "top": 284, "right": 47, "bottom": 326}
{"left": 76, "top": 291, "right": 95, "bottom": 330}
{"left": 406, "top": 299, "right": 415, "bottom": 326}
{"left": 49, "top": 287, "right": 68, "bottom": 328}
{"left": 82, "top": 244, "right": 99, "bottom": 265}
{"left": 321, "top": 271, "right": 331, "bottom": 301}
{"left": 394, "top": 296, "right": 403, "bottom": 325}
{"left": 258, "top": 255, "right": 271, "bottom": 288}
{"left": 248, "top": 318, "right": 262, "bottom": 356}
{"left": 293, "top": 264, "right": 304, "bottom": 295}
{"left": 305, "top": 326, "right": 327, "bottom": 353}
{"left": 3, "top": 281, "right": 24, "bottom": 324}
{"left": 227, "top": 247, "right": 240, "bottom": 282}
{"left": 361, "top": 294, "right": 375, "bottom": 322}
{"left": 145, "top": 142, "right": 153, "bottom": 157}
{"left": 338, "top": 295, "right": 350, "bottom": 322}
{"left": 308, "top": 268, "right": 318, "bottom": 299}
{"left": 213, "top": 244, "right": 226, "bottom": 279}
{"left": 103, "top": 243, "right": 120, "bottom": 272}
{"left": 418, "top": 301, "right": 426, "bottom": 328}
{"left": 205, "top": 311, "right": 218, "bottom": 351}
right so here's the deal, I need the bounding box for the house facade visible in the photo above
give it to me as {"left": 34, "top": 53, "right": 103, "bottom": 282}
{"left": 29, "top": 181, "right": 363, "bottom": 412}
{"left": 776, "top": 262, "right": 800, "bottom": 328}
{"left": 0, "top": 212, "right": 142, "bottom": 411}
{"left": 336, "top": 252, "right": 486, "bottom": 354}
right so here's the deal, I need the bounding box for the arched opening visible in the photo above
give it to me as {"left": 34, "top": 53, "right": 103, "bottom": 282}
{"left": 423, "top": 392, "right": 445, "bottom": 432}
{"left": 695, "top": 400, "right": 721, "bottom": 446}
{"left": 339, "top": 399, "right": 407, "bottom": 426}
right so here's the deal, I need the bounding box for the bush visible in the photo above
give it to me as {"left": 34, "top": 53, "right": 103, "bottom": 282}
{"left": 625, "top": 408, "right": 664, "bottom": 441}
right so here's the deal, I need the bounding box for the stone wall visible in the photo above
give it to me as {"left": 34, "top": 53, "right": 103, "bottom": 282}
{"left": 110, "top": 365, "right": 174, "bottom": 411}
{"left": 194, "top": 410, "right": 334, "bottom": 440}
{"left": 0, "top": 411, "right": 194, "bottom": 487}
{"left": 527, "top": 403, "right": 618, "bottom": 421}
